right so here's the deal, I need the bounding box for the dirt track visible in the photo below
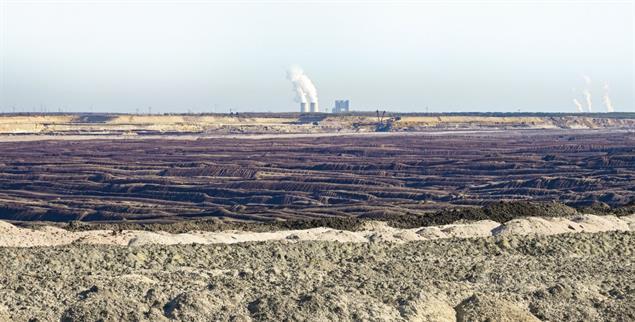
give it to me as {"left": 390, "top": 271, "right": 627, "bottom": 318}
{"left": 0, "top": 231, "right": 632, "bottom": 321}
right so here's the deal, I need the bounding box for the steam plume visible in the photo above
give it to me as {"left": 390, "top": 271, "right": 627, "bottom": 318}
{"left": 294, "top": 86, "right": 307, "bottom": 103}
{"left": 583, "top": 90, "right": 592, "bottom": 112}
{"left": 573, "top": 99, "right": 584, "bottom": 113}
{"left": 287, "top": 66, "right": 318, "bottom": 104}
{"left": 603, "top": 83, "right": 614, "bottom": 113}
{"left": 582, "top": 75, "right": 592, "bottom": 112}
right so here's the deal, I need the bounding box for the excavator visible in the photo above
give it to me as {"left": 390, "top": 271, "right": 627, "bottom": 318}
{"left": 375, "top": 110, "right": 400, "bottom": 132}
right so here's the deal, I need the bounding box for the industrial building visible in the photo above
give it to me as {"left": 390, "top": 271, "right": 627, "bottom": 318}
{"left": 332, "top": 100, "right": 350, "bottom": 113}
{"left": 299, "top": 102, "right": 319, "bottom": 113}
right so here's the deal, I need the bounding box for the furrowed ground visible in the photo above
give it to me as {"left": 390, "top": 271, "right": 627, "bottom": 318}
{"left": 0, "top": 130, "right": 632, "bottom": 223}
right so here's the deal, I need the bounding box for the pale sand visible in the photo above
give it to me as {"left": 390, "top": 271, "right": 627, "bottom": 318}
{"left": 1, "top": 214, "right": 633, "bottom": 248}
{"left": 1, "top": 129, "right": 629, "bottom": 142}
{"left": 0, "top": 129, "right": 505, "bottom": 142}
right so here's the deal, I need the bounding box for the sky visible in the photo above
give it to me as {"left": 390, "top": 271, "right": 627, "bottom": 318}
{"left": 0, "top": 0, "right": 633, "bottom": 114}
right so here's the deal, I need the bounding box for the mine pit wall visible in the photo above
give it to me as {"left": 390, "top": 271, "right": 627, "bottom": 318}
{"left": 0, "top": 114, "right": 634, "bottom": 135}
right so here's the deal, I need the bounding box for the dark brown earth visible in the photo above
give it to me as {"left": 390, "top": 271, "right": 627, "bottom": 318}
{"left": 57, "top": 201, "right": 628, "bottom": 234}
{"left": 0, "top": 130, "right": 633, "bottom": 223}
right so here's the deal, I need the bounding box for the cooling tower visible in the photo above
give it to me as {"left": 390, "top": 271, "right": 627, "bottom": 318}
{"left": 310, "top": 102, "right": 318, "bottom": 113}
{"left": 300, "top": 102, "right": 308, "bottom": 113}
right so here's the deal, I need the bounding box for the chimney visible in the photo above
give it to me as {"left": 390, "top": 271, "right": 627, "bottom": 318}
{"left": 310, "top": 102, "right": 318, "bottom": 113}
{"left": 300, "top": 102, "right": 308, "bottom": 113}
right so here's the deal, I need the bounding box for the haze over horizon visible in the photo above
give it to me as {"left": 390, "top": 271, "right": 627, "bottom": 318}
{"left": 0, "top": 0, "right": 633, "bottom": 113}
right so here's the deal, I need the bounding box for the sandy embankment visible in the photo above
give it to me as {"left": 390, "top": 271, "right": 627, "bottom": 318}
{"left": 0, "top": 114, "right": 634, "bottom": 137}
{"left": 1, "top": 214, "right": 633, "bottom": 247}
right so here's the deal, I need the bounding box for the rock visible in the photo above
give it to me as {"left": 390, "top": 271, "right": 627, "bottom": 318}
{"left": 0, "top": 305, "right": 11, "bottom": 321}
{"left": 399, "top": 292, "right": 456, "bottom": 322}
{"left": 248, "top": 288, "right": 401, "bottom": 322}
{"left": 295, "top": 288, "right": 401, "bottom": 322}
{"left": 164, "top": 290, "right": 251, "bottom": 322}
{"left": 455, "top": 294, "right": 540, "bottom": 322}
{"left": 60, "top": 290, "right": 162, "bottom": 322}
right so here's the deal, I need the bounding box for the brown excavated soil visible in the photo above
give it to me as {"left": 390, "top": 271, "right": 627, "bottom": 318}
{"left": 54, "top": 201, "right": 628, "bottom": 234}
{"left": 0, "top": 231, "right": 632, "bottom": 321}
{"left": 0, "top": 130, "right": 634, "bottom": 223}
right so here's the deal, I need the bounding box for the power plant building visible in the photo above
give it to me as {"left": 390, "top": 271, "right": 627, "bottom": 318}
{"left": 300, "top": 102, "right": 318, "bottom": 113}
{"left": 332, "top": 100, "right": 350, "bottom": 113}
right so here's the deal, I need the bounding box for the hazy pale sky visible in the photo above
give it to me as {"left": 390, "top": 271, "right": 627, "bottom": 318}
{"left": 0, "top": 0, "right": 633, "bottom": 113}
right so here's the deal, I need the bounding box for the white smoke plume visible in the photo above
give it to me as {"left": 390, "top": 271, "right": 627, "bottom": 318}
{"left": 293, "top": 86, "right": 307, "bottom": 103}
{"left": 603, "top": 83, "right": 614, "bottom": 112}
{"left": 287, "top": 66, "right": 318, "bottom": 104}
{"left": 573, "top": 98, "right": 584, "bottom": 113}
{"left": 581, "top": 75, "right": 592, "bottom": 112}
{"left": 583, "top": 90, "right": 592, "bottom": 112}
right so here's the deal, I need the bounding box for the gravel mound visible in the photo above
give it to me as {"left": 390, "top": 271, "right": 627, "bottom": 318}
{"left": 455, "top": 294, "right": 540, "bottom": 322}
{"left": 0, "top": 231, "right": 632, "bottom": 321}
{"left": 164, "top": 290, "right": 251, "bottom": 322}
{"left": 399, "top": 292, "right": 456, "bottom": 322}
{"left": 60, "top": 288, "right": 160, "bottom": 322}
{"left": 248, "top": 288, "right": 402, "bottom": 321}
{"left": 0, "top": 306, "right": 10, "bottom": 321}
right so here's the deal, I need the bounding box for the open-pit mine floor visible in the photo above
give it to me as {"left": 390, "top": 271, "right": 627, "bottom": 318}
{"left": 0, "top": 129, "right": 633, "bottom": 223}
